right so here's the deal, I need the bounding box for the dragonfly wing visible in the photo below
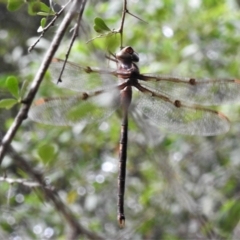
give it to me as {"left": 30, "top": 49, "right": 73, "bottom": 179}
{"left": 140, "top": 74, "right": 240, "bottom": 106}
{"left": 29, "top": 88, "right": 121, "bottom": 126}
{"left": 135, "top": 92, "right": 230, "bottom": 136}
{"left": 130, "top": 106, "right": 165, "bottom": 147}
{"left": 49, "top": 59, "right": 119, "bottom": 92}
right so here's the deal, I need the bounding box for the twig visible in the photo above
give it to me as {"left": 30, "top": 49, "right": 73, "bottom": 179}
{"left": 57, "top": 0, "right": 87, "bottom": 84}
{"left": 0, "top": 176, "right": 42, "bottom": 187}
{"left": 28, "top": 0, "right": 72, "bottom": 52}
{"left": 118, "top": 0, "right": 146, "bottom": 47}
{"left": 0, "top": 0, "right": 81, "bottom": 164}
{"left": 87, "top": 0, "right": 146, "bottom": 48}
{"left": 119, "top": 0, "right": 128, "bottom": 48}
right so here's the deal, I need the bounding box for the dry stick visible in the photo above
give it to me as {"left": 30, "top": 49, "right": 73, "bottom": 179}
{"left": 86, "top": 0, "right": 143, "bottom": 46}
{"left": 86, "top": 0, "right": 128, "bottom": 46}
{"left": 28, "top": 0, "right": 72, "bottom": 52}
{"left": 118, "top": 0, "right": 146, "bottom": 48}
{"left": 0, "top": 177, "right": 41, "bottom": 187}
{"left": 8, "top": 147, "right": 104, "bottom": 240}
{"left": 0, "top": 0, "right": 80, "bottom": 164}
{"left": 0, "top": 1, "right": 103, "bottom": 236}
{"left": 57, "top": 0, "right": 87, "bottom": 84}
{"left": 118, "top": 0, "right": 127, "bottom": 48}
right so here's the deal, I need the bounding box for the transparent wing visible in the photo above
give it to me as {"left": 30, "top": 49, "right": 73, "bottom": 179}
{"left": 49, "top": 58, "right": 121, "bottom": 92}
{"left": 139, "top": 74, "right": 240, "bottom": 106}
{"left": 130, "top": 106, "right": 165, "bottom": 147}
{"left": 29, "top": 88, "right": 121, "bottom": 126}
{"left": 135, "top": 92, "right": 230, "bottom": 136}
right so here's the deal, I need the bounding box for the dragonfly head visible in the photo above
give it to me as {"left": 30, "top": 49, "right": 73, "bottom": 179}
{"left": 116, "top": 46, "right": 139, "bottom": 63}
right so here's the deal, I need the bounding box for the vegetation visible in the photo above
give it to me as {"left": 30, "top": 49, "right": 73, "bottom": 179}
{"left": 1, "top": 0, "right": 240, "bottom": 239}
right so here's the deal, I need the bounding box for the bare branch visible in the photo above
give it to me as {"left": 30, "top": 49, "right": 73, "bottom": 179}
{"left": 57, "top": 0, "right": 87, "bottom": 84}
{"left": 87, "top": 0, "right": 146, "bottom": 47}
{"left": 119, "top": 0, "right": 128, "bottom": 47}
{"left": 118, "top": 0, "right": 147, "bottom": 47}
{"left": 0, "top": 176, "right": 42, "bottom": 187}
{"left": 0, "top": 0, "right": 83, "bottom": 164}
{"left": 28, "top": 0, "right": 72, "bottom": 52}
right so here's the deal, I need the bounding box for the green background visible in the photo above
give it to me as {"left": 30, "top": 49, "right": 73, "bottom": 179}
{"left": 1, "top": 0, "right": 240, "bottom": 239}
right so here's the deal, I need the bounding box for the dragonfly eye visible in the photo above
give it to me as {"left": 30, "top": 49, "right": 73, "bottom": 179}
{"left": 116, "top": 46, "right": 139, "bottom": 63}
{"left": 131, "top": 52, "right": 139, "bottom": 62}
{"left": 125, "top": 47, "right": 139, "bottom": 62}
{"left": 125, "top": 46, "right": 134, "bottom": 54}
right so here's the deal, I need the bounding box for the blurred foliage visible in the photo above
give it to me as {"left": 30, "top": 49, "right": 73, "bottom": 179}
{"left": 1, "top": 0, "right": 240, "bottom": 239}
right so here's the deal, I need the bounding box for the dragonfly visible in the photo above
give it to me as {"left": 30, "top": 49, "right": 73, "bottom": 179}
{"left": 29, "top": 46, "right": 240, "bottom": 227}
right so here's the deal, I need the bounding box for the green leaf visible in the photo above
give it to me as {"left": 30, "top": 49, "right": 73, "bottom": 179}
{"left": 37, "top": 1, "right": 51, "bottom": 12}
{"left": 40, "top": 17, "right": 47, "bottom": 28}
{"left": 94, "top": 17, "right": 111, "bottom": 33}
{"left": 6, "top": 76, "right": 19, "bottom": 99}
{"left": 0, "top": 98, "right": 18, "bottom": 109}
{"left": 7, "top": 0, "right": 25, "bottom": 11}
{"left": 37, "top": 17, "right": 47, "bottom": 32}
{"left": 37, "top": 144, "right": 56, "bottom": 164}
{"left": 28, "top": 1, "right": 51, "bottom": 15}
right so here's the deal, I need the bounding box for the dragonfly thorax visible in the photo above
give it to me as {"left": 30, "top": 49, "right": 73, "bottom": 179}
{"left": 116, "top": 47, "right": 140, "bottom": 80}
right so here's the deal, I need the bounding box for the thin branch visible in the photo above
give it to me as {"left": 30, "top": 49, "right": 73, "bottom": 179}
{"left": 0, "top": 0, "right": 82, "bottom": 164}
{"left": 86, "top": 0, "right": 128, "bottom": 47}
{"left": 87, "top": 0, "right": 145, "bottom": 47}
{"left": 119, "top": 0, "right": 127, "bottom": 48}
{"left": 118, "top": 0, "right": 147, "bottom": 47}
{"left": 57, "top": 0, "right": 87, "bottom": 84}
{"left": 125, "top": 9, "right": 148, "bottom": 24}
{"left": 28, "top": 0, "right": 72, "bottom": 52}
{"left": 0, "top": 176, "right": 42, "bottom": 187}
